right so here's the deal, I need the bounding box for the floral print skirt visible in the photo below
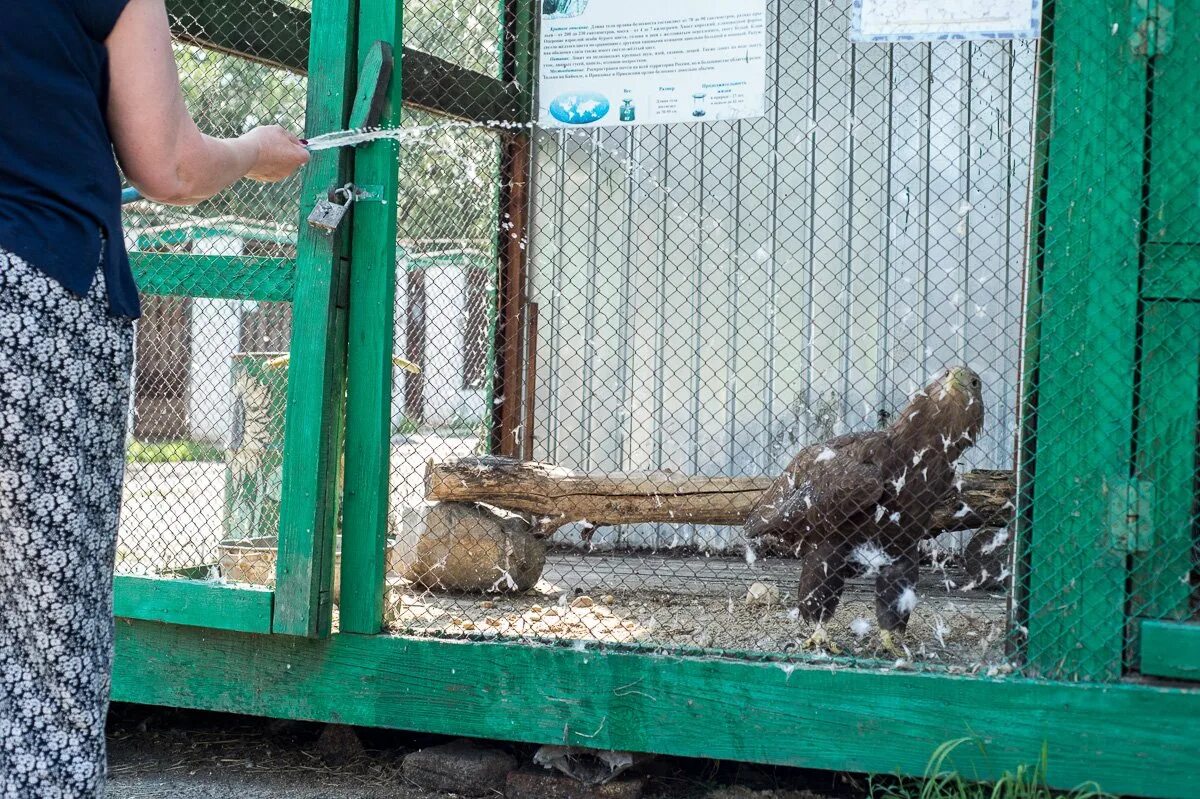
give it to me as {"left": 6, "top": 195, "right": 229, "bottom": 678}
{"left": 0, "top": 245, "right": 133, "bottom": 798}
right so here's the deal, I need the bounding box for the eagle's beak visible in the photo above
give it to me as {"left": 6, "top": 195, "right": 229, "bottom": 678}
{"left": 945, "top": 367, "right": 970, "bottom": 392}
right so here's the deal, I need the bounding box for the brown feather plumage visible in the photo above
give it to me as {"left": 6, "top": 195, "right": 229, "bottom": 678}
{"left": 745, "top": 365, "right": 985, "bottom": 639}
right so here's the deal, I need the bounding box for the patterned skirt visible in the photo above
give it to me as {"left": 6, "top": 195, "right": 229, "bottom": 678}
{"left": 0, "top": 246, "right": 134, "bottom": 798}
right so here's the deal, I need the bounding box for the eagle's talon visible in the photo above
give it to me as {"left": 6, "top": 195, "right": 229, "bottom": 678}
{"left": 879, "top": 629, "right": 909, "bottom": 660}
{"left": 802, "top": 624, "right": 842, "bottom": 655}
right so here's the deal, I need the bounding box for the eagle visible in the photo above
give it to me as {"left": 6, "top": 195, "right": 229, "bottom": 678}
{"left": 745, "top": 366, "right": 984, "bottom": 656}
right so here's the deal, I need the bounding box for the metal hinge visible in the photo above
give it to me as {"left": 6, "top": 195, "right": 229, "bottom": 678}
{"left": 1131, "top": 0, "right": 1174, "bottom": 57}
{"left": 1107, "top": 477, "right": 1154, "bottom": 553}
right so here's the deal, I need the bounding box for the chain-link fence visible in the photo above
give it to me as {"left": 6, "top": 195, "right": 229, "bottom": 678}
{"left": 117, "top": 1, "right": 307, "bottom": 584}
{"left": 380, "top": 0, "right": 1034, "bottom": 676}
{"left": 118, "top": 0, "right": 1199, "bottom": 681}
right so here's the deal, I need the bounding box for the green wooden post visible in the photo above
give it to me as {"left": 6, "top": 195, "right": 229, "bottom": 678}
{"left": 1018, "top": 0, "right": 1149, "bottom": 680}
{"left": 1129, "top": 0, "right": 1199, "bottom": 632}
{"left": 273, "top": 0, "right": 358, "bottom": 638}
{"left": 339, "top": 3, "right": 403, "bottom": 634}
{"left": 1130, "top": 303, "right": 1200, "bottom": 629}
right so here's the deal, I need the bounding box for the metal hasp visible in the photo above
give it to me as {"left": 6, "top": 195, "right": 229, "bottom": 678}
{"left": 304, "top": 41, "right": 394, "bottom": 235}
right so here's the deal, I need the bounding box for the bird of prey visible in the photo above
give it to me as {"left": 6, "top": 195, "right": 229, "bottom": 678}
{"left": 745, "top": 366, "right": 984, "bottom": 657}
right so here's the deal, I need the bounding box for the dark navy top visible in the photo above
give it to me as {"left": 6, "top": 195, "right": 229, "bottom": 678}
{"left": 0, "top": 0, "right": 139, "bottom": 318}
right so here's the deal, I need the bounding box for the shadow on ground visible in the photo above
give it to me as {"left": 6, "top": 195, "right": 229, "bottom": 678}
{"left": 105, "top": 704, "right": 851, "bottom": 799}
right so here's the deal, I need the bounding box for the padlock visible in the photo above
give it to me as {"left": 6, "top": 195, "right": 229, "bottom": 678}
{"left": 306, "top": 186, "right": 355, "bottom": 234}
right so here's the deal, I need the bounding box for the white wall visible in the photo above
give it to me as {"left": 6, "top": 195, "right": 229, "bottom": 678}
{"left": 392, "top": 260, "right": 487, "bottom": 432}
{"left": 526, "top": 2, "right": 1036, "bottom": 550}
{"left": 188, "top": 235, "right": 246, "bottom": 446}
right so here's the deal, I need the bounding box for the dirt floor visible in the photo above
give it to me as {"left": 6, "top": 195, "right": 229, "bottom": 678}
{"left": 104, "top": 705, "right": 846, "bottom": 799}
{"left": 382, "top": 551, "right": 1012, "bottom": 671}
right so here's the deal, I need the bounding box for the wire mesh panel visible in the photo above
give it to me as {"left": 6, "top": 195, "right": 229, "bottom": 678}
{"left": 378, "top": 0, "right": 1039, "bottom": 675}
{"left": 117, "top": 3, "right": 307, "bottom": 584}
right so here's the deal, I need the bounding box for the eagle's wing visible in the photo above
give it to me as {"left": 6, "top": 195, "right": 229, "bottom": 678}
{"left": 745, "top": 433, "right": 886, "bottom": 542}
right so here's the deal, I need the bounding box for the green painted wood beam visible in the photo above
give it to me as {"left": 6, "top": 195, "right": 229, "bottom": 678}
{"left": 339, "top": 8, "right": 404, "bottom": 635}
{"left": 1143, "top": 244, "right": 1200, "bottom": 300}
{"left": 1018, "top": 0, "right": 1147, "bottom": 681}
{"left": 113, "top": 576, "right": 272, "bottom": 634}
{"left": 1140, "top": 621, "right": 1200, "bottom": 681}
{"left": 166, "top": 0, "right": 310, "bottom": 74}
{"left": 272, "top": 0, "right": 357, "bottom": 638}
{"left": 130, "top": 252, "right": 295, "bottom": 301}
{"left": 1130, "top": 302, "right": 1200, "bottom": 633}
{"left": 112, "top": 622, "right": 1200, "bottom": 799}
{"left": 165, "top": 0, "right": 528, "bottom": 123}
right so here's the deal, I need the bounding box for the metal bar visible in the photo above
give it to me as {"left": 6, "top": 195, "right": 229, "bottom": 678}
{"left": 762, "top": 0, "right": 783, "bottom": 470}
{"left": 580, "top": 130, "right": 602, "bottom": 470}
{"left": 726, "top": 122, "right": 743, "bottom": 476}
{"left": 802, "top": 0, "right": 820, "bottom": 441}
{"left": 690, "top": 125, "right": 707, "bottom": 477}
{"left": 546, "top": 132, "right": 568, "bottom": 462}
{"left": 491, "top": 133, "right": 532, "bottom": 457}
{"left": 522, "top": 302, "right": 539, "bottom": 458}
{"left": 919, "top": 43, "right": 933, "bottom": 382}
{"left": 877, "top": 45, "right": 896, "bottom": 425}
{"left": 839, "top": 44, "right": 858, "bottom": 428}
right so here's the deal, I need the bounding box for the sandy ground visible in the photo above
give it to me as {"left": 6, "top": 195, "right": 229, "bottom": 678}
{"left": 104, "top": 706, "right": 842, "bottom": 799}
{"left": 384, "top": 552, "right": 1012, "bottom": 670}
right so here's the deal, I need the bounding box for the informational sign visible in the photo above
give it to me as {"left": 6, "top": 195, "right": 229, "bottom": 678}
{"left": 851, "top": 0, "right": 1041, "bottom": 43}
{"left": 537, "top": 0, "right": 768, "bottom": 129}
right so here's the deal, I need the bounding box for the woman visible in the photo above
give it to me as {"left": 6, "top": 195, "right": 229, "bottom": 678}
{"left": 0, "top": 0, "right": 309, "bottom": 794}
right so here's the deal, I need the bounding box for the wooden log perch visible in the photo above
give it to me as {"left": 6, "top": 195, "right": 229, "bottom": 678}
{"left": 425, "top": 457, "right": 1015, "bottom": 538}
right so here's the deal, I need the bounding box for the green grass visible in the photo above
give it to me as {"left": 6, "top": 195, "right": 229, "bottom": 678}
{"left": 869, "top": 740, "right": 1115, "bottom": 799}
{"left": 127, "top": 440, "right": 226, "bottom": 464}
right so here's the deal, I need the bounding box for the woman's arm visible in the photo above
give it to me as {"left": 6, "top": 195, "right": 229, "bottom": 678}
{"left": 105, "top": 0, "right": 309, "bottom": 205}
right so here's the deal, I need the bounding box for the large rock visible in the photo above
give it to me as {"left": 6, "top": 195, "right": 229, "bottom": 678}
{"left": 391, "top": 502, "right": 545, "bottom": 593}
{"left": 314, "top": 723, "right": 364, "bottom": 766}
{"left": 401, "top": 739, "right": 516, "bottom": 796}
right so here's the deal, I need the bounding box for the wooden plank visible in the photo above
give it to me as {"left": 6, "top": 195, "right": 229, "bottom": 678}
{"left": 425, "top": 458, "right": 1015, "bottom": 536}
{"left": 1140, "top": 621, "right": 1200, "bottom": 681}
{"left": 340, "top": 4, "right": 404, "bottom": 636}
{"left": 130, "top": 252, "right": 295, "bottom": 301}
{"left": 166, "top": 0, "right": 526, "bottom": 123}
{"left": 403, "top": 48, "right": 529, "bottom": 124}
{"left": 1131, "top": 302, "right": 1200, "bottom": 625}
{"left": 1143, "top": 244, "right": 1200, "bottom": 300}
{"left": 112, "top": 621, "right": 1200, "bottom": 799}
{"left": 166, "top": 0, "right": 310, "bottom": 74}
{"left": 1018, "top": 0, "right": 1148, "bottom": 681}
{"left": 113, "top": 576, "right": 272, "bottom": 634}
{"left": 1146, "top": 0, "right": 1200, "bottom": 246}
{"left": 272, "top": 0, "right": 357, "bottom": 638}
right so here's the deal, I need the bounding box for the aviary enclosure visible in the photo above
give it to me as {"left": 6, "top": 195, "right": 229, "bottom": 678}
{"left": 112, "top": 1, "right": 1199, "bottom": 796}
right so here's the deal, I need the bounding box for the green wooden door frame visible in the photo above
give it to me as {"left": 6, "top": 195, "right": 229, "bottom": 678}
{"left": 1127, "top": 2, "right": 1200, "bottom": 676}
{"left": 339, "top": 0, "right": 405, "bottom": 635}
{"left": 272, "top": 0, "right": 359, "bottom": 638}
{"left": 1017, "top": 0, "right": 1152, "bottom": 682}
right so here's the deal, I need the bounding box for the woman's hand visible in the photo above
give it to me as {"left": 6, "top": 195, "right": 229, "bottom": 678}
{"left": 105, "top": 0, "right": 310, "bottom": 204}
{"left": 240, "top": 125, "right": 310, "bottom": 183}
